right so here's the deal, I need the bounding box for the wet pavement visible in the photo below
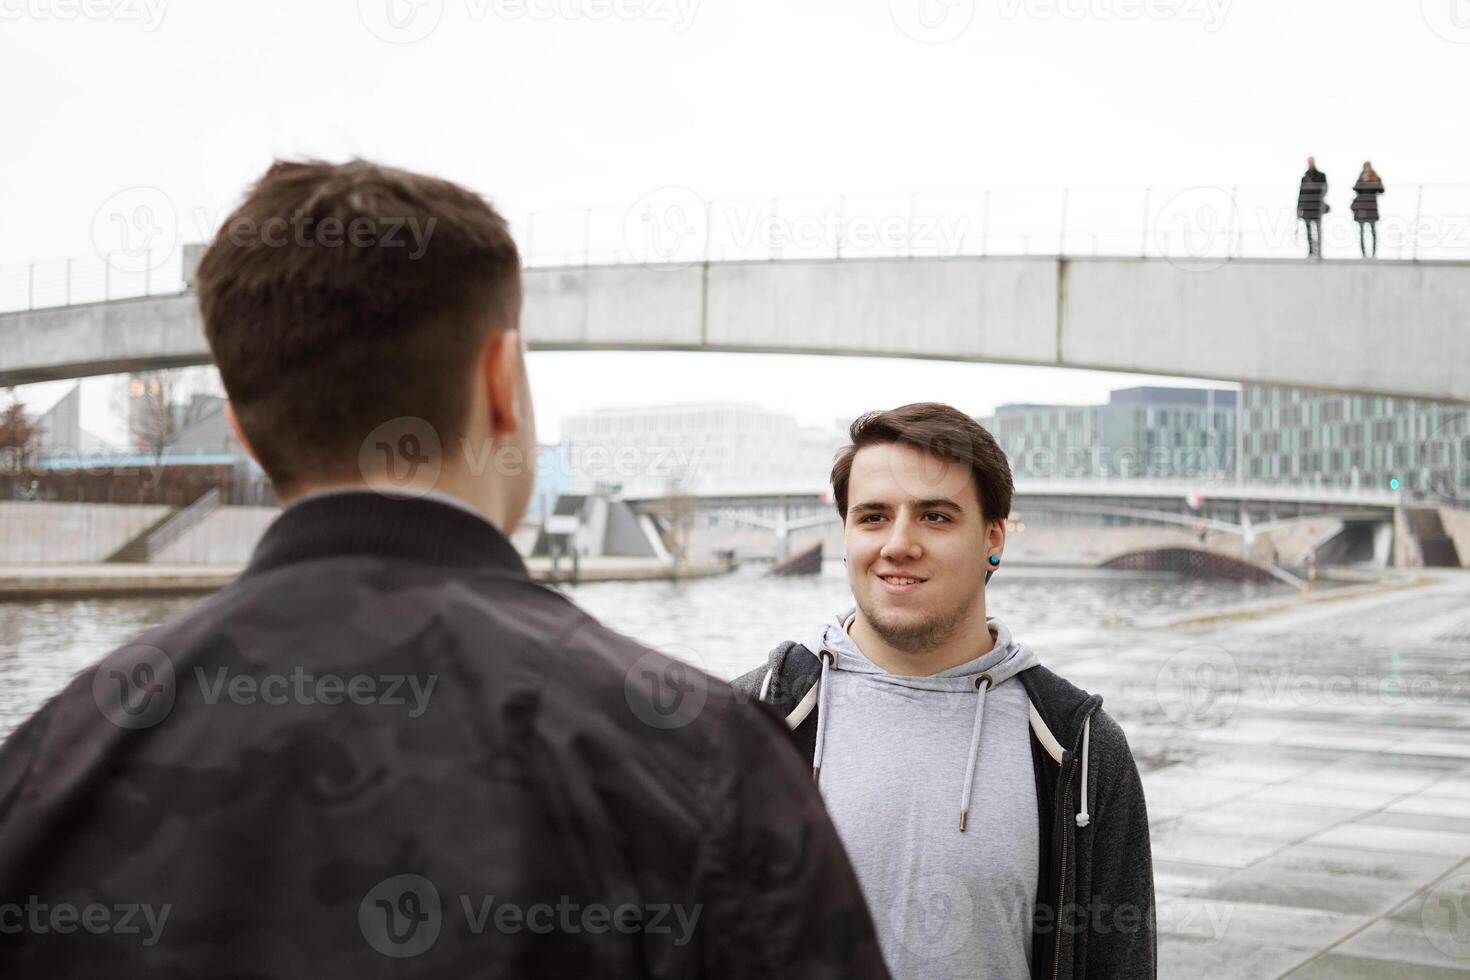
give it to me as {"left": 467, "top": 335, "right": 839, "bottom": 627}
{"left": 1045, "top": 570, "right": 1470, "bottom": 977}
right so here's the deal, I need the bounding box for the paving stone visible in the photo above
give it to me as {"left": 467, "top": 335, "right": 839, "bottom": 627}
{"left": 1282, "top": 951, "right": 1470, "bottom": 978}
{"left": 1356, "top": 810, "right": 1470, "bottom": 837}
{"left": 1335, "top": 917, "right": 1470, "bottom": 972}
{"left": 1200, "top": 866, "right": 1414, "bottom": 917}
{"left": 1158, "top": 935, "right": 1312, "bottom": 980}
{"left": 1306, "top": 825, "right": 1470, "bottom": 858}
{"left": 1157, "top": 896, "right": 1367, "bottom": 951}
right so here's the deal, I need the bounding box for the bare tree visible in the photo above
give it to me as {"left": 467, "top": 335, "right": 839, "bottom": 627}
{"left": 119, "top": 371, "right": 212, "bottom": 466}
{"left": 646, "top": 474, "right": 696, "bottom": 576}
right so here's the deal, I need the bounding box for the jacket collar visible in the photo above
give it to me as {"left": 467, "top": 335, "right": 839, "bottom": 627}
{"left": 243, "top": 490, "right": 529, "bottom": 580}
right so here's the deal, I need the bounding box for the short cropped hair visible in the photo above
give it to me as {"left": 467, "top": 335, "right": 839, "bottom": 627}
{"left": 830, "top": 403, "right": 1014, "bottom": 523}
{"left": 196, "top": 159, "right": 521, "bottom": 496}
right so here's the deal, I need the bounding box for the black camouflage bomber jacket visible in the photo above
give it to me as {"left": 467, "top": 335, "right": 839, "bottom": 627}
{"left": 0, "top": 492, "right": 890, "bottom": 980}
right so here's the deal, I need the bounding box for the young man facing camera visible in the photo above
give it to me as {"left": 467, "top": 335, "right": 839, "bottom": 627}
{"left": 736, "top": 404, "right": 1155, "bottom": 980}
{"left": 0, "top": 161, "right": 887, "bottom": 978}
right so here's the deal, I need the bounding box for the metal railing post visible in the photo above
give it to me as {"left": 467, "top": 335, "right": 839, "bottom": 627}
{"left": 144, "top": 248, "right": 151, "bottom": 295}
{"left": 981, "top": 190, "right": 990, "bottom": 256}
{"left": 526, "top": 211, "right": 536, "bottom": 266}
{"left": 1227, "top": 185, "right": 1238, "bottom": 258}
{"left": 770, "top": 198, "right": 780, "bottom": 262}
{"left": 582, "top": 207, "right": 591, "bottom": 267}
{"left": 1058, "top": 187, "right": 1069, "bottom": 256}
{"left": 104, "top": 255, "right": 111, "bottom": 301}
{"left": 907, "top": 192, "right": 917, "bottom": 259}
{"left": 835, "top": 195, "right": 846, "bottom": 260}
{"left": 27, "top": 262, "right": 34, "bottom": 310}
{"left": 1412, "top": 184, "right": 1424, "bottom": 261}
{"left": 1139, "top": 187, "right": 1152, "bottom": 257}
{"left": 64, "top": 258, "right": 72, "bottom": 305}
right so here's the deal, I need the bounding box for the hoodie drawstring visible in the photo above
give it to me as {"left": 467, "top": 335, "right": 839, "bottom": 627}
{"left": 958, "top": 672, "right": 995, "bottom": 832}
{"left": 811, "top": 651, "right": 835, "bottom": 783}
{"left": 1075, "top": 716, "right": 1092, "bottom": 829}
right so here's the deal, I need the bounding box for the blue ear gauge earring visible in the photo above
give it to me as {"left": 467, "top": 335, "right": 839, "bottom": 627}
{"left": 985, "top": 554, "right": 1001, "bottom": 584}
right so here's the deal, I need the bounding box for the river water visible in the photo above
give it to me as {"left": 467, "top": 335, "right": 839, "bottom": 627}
{"left": 0, "top": 563, "right": 1281, "bottom": 739}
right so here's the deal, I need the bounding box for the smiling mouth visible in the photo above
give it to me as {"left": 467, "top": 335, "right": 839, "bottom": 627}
{"left": 878, "top": 574, "right": 927, "bottom": 586}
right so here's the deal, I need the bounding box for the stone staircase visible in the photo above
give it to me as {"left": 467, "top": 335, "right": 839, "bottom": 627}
{"left": 1405, "top": 507, "right": 1462, "bottom": 568}
{"left": 105, "top": 486, "right": 224, "bottom": 563}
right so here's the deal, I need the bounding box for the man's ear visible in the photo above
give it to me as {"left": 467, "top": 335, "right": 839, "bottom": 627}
{"left": 986, "top": 515, "right": 1008, "bottom": 554}
{"left": 224, "top": 402, "right": 261, "bottom": 466}
{"left": 480, "top": 329, "right": 523, "bottom": 436}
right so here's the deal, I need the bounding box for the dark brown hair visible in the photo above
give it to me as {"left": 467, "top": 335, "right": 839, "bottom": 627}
{"left": 830, "top": 403, "right": 1014, "bottom": 523}
{"left": 196, "top": 158, "right": 521, "bottom": 496}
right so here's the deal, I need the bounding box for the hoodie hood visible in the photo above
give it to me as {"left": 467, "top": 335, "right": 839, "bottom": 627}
{"left": 806, "top": 608, "right": 1044, "bottom": 832}
{"left": 806, "top": 607, "right": 1040, "bottom": 690}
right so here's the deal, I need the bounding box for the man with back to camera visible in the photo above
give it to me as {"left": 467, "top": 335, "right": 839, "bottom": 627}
{"left": 735, "top": 403, "right": 1155, "bottom": 980}
{"left": 0, "top": 159, "right": 889, "bottom": 978}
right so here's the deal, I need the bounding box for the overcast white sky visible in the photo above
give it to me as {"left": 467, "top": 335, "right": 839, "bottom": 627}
{"left": 4, "top": 0, "right": 1467, "bottom": 441}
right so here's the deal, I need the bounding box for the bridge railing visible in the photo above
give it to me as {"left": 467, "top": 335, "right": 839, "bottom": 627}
{"left": 5, "top": 183, "right": 1469, "bottom": 316}
{"left": 0, "top": 247, "right": 186, "bottom": 315}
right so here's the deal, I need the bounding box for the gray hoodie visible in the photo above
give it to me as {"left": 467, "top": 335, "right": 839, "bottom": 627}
{"left": 737, "top": 614, "right": 1155, "bottom": 980}
{"left": 798, "top": 611, "right": 1042, "bottom": 979}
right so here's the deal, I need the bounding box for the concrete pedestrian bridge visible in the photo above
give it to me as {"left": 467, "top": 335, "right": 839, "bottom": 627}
{"left": 3, "top": 253, "right": 1468, "bottom": 401}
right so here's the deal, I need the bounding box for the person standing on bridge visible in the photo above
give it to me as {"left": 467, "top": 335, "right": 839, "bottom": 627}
{"left": 1352, "top": 162, "right": 1385, "bottom": 258}
{"left": 1297, "top": 156, "right": 1329, "bottom": 258}
{"left": 0, "top": 160, "right": 888, "bottom": 979}
{"left": 734, "top": 404, "right": 1156, "bottom": 980}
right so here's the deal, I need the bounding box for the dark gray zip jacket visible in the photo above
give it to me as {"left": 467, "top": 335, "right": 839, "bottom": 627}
{"left": 734, "top": 639, "right": 1156, "bottom": 980}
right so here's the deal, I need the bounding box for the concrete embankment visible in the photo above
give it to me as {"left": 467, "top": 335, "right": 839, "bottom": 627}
{"left": 0, "top": 556, "right": 734, "bottom": 600}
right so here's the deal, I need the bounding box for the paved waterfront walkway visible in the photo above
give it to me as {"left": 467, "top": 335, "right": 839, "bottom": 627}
{"left": 1042, "top": 569, "right": 1470, "bottom": 977}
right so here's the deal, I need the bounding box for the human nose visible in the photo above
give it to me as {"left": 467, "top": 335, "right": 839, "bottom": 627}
{"left": 880, "top": 516, "right": 922, "bottom": 562}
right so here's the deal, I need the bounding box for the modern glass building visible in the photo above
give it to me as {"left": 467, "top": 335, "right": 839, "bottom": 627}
{"left": 983, "top": 386, "right": 1238, "bottom": 481}
{"left": 981, "top": 383, "right": 1467, "bottom": 504}
{"left": 1237, "top": 386, "right": 1468, "bottom": 500}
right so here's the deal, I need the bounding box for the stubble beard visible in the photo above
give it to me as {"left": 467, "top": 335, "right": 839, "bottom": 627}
{"left": 856, "top": 593, "right": 972, "bottom": 655}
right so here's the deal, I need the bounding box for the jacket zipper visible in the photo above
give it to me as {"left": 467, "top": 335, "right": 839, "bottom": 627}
{"left": 1050, "top": 754, "right": 1077, "bottom": 980}
{"left": 1051, "top": 704, "right": 1097, "bottom": 980}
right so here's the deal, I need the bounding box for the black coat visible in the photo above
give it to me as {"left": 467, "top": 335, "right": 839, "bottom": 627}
{"left": 1297, "top": 168, "right": 1328, "bottom": 219}
{"left": 1352, "top": 178, "right": 1385, "bottom": 222}
{"left": 0, "top": 493, "right": 889, "bottom": 979}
